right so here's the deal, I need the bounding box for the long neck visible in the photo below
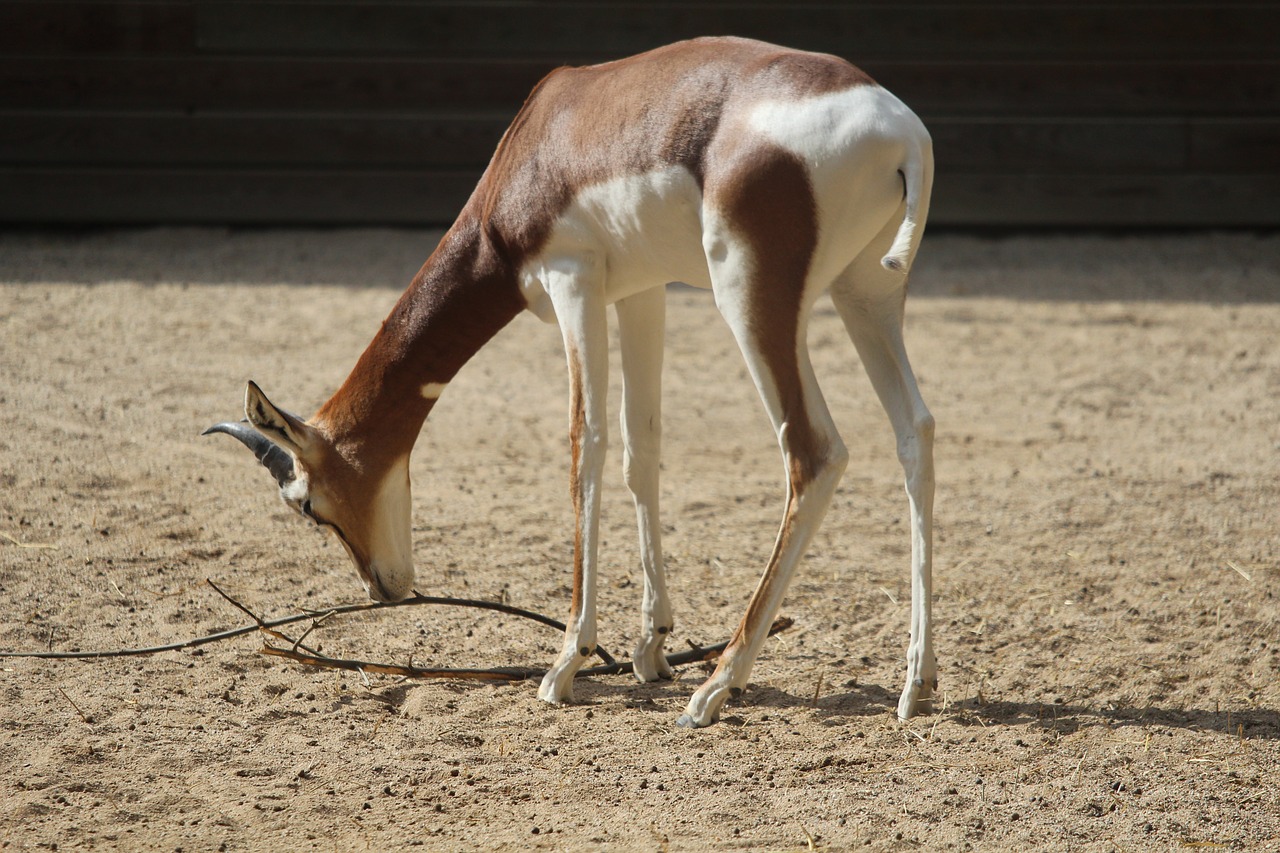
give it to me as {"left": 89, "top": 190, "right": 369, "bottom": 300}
{"left": 314, "top": 215, "right": 525, "bottom": 465}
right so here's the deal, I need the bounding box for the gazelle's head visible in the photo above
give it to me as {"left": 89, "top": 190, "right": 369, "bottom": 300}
{"left": 204, "top": 381, "right": 415, "bottom": 602}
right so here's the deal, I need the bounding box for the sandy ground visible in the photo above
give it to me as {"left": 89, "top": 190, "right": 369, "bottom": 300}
{"left": 1, "top": 228, "right": 1277, "bottom": 851}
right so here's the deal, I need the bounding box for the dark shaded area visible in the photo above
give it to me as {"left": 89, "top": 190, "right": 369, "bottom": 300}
{"left": 1, "top": 2, "right": 1277, "bottom": 227}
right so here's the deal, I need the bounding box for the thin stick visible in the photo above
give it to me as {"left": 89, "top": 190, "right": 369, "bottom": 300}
{"left": 205, "top": 578, "right": 266, "bottom": 626}
{"left": 208, "top": 579, "right": 620, "bottom": 678}
{"left": 292, "top": 610, "right": 337, "bottom": 652}
{"left": 928, "top": 691, "right": 951, "bottom": 741}
{"left": 0, "top": 614, "right": 290, "bottom": 660}
{"left": 577, "top": 617, "right": 792, "bottom": 677}
{"left": 205, "top": 579, "right": 325, "bottom": 657}
{"left": 260, "top": 617, "right": 794, "bottom": 682}
{"left": 1226, "top": 561, "right": 1252, "bottom": 582}
{"left": 0, "top": 577, "right": 790, "bottom": 686}
{"left": 0, "top": 580, "right": 613, "bottom": 666}
{"left": 56, "top": 687, "right": 93, "bottom": 724}
{"left": 0, "top": 531, "right": 58, "bottom": 550}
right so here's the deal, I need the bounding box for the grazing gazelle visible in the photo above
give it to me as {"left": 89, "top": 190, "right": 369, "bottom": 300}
{"left": 205, "top": 36, "right": 935, "bottom": 728}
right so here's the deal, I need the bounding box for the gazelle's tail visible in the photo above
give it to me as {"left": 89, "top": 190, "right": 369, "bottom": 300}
{"left": 880, "top": 142, "right": 929, "bottom": 274}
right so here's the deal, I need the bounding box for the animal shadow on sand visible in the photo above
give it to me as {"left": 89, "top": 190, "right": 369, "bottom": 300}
{"left": 362, "top": 673, "right": 1279, "bottom": 741}
{"left": 715, "top": 684, "right": 1280, "bottom": 740}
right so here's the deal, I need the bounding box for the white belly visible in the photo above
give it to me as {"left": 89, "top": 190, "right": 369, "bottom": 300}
{"left": 519, "top": 166, "right": 711, "bottom": 322}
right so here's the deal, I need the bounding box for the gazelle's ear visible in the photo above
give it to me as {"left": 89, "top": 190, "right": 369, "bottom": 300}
{"left": 244, "top": 381, "right": 313, "bottom": 456}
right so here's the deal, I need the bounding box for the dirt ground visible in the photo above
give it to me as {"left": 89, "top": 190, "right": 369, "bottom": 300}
{"left": 1, "top": 228, "right": 1277, "bottom": 852}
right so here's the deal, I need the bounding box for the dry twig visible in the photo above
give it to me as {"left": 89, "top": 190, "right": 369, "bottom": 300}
{"left": 259, "top": 615, "right": 794, "bottom": 682}
{"left": 56, "top": 687, "right": 93, "bottom": 724}
{"left": 0, "top": 579, "right": 614, "bottom": 665}
{"left": 0, "top": 531, "right": 58, "bottom": 550}
{"left": 1225, "top": 561, "right": 1252, "bottom": 582}
{"left": 1, "top": 578, "right": 793, "bottom": 686}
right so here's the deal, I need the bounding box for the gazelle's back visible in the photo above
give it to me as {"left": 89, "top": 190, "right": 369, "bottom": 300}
{"left": 477, "top": 38, "right": 883, "bottom": 255}
{"left": 482, "top": 37, "right": 929, "bottom": 303}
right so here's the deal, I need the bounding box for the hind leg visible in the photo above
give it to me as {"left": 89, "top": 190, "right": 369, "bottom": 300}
{"left": 677, "top": 203, "right": 849, "bottom": 727}
{"left": 677, "top": 287, "right": 848, "bottom": 727}
{"left": 830, "top": 255, "right": 937, "bottom": 720}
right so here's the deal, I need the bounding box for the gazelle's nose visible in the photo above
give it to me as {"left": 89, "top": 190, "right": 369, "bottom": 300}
{"left": 363, "top": 561, "right": 412, "bottom": 603}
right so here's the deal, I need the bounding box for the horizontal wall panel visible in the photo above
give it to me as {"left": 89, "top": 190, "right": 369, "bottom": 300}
{"left": 0, "top": 112, "right": 511, "bottom": 169}
{"left": 5, "top": 168, "right": 1278, "bottom": 228}
{"left": 195, "top": 4, "right": 1280, "bottom": 62}
{"left": 932, "top": 119, "right": 1280, "bottom": 175}
{"left": 874, "top": 61, "right": 1280, "bottom": 119}
{"left": 2, "top": 3, "right": 1275, "bottom": 228}
{"left": 0, "top": 167, "right": 478, "bottom": 224}
{"left": 932, "top": 120, "right": 1181, "bottom": 175}
{"left": 933, "top": 173, "right": 1280, "bottom": 227}
{"left": 0, "top": 2, "right": 194, "bottom": 56}
{"left": 1189, "top": 120, "right": 1280, "bottom": 170}
{"left": 0, "top": 57, "right": 558, "bottom": 113}
{"left": 10, "top": 113, "right": 1275, "bottom": 176}
{"left": 6, "top": 57, "right": 1278, "bottom": 118}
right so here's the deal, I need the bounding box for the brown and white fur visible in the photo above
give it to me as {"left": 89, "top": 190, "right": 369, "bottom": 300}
{"left": 206, "top": 37, "right": 936, "bottom": 728}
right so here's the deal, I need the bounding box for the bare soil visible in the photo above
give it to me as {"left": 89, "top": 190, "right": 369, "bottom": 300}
{"left": 1, "top": 228, "right": 1277, "bottom": 851}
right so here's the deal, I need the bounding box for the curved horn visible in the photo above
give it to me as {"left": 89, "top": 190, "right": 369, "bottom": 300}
{"left": 203, "top": 421, "right": 296, "bottom": 487}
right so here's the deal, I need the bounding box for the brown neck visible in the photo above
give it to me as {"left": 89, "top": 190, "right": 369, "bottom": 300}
{"left": 313, "top": 213, "right": 525, "bottom": 468}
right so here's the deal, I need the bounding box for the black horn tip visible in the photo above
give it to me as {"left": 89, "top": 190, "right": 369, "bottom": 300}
{"left": 201, "top": 420, "right": 296, "bottom": 487}
{"left": 202, "top": 420, "right": 248, "bottom": 437}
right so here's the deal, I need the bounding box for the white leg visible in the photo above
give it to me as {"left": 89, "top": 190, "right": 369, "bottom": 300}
{"left": 678, "top": 313, "right": 848, "bottom": 727}
{"left": 615, "top": 286, "right": 674, "bottom": 682}
{"left": 537, "top": 257, "right": 609, "bottom": 705}
{"left": 830, "top": 259, "right": 936, "bottom": 720}
{"left": 678, "top": 225, "right": 848, "bottom": 727}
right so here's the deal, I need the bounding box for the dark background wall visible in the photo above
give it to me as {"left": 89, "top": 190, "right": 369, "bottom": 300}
{"left": 2, "top": 1, "right": 1278, "bottom": 228}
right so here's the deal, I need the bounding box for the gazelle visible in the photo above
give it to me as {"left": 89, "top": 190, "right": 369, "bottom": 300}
{"left": 205, "top": 36, "right": 935, "bottom": 728}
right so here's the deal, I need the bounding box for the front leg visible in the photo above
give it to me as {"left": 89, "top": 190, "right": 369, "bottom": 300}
{"left": 615, "top": 287, "right": 673, "bottom": 682}
{"left": 537, "top": 256, "right": 610, "bottom": 705}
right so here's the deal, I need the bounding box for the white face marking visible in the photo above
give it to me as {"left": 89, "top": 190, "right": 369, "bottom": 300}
{"left": 360, "top": 455, "right": 415, "bottom": 602}
{"left": 280, "top": 469, "right": 309, "bottom": 505}
{"left": 420, "top": 382, "right": 447, "bottom": 400}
